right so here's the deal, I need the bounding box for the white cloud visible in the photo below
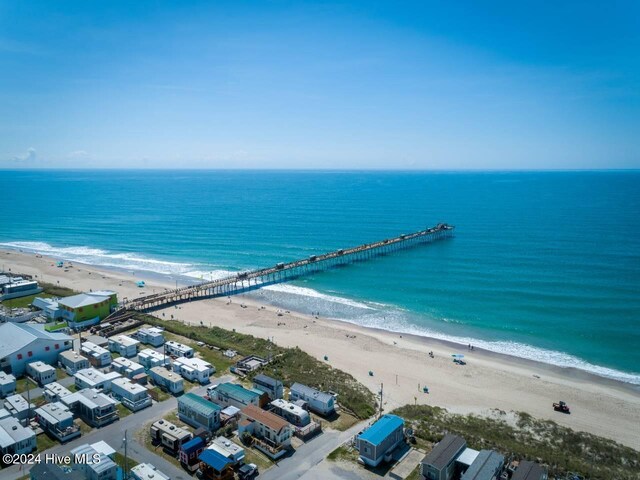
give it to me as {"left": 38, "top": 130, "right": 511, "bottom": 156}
{"left": 12, "top": 147, "right": 37, "bottom": 163}
{"left": 67, "top": 150, "right": 90, "bottom": 159}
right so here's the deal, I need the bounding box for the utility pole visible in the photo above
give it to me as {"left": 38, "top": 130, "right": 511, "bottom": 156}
{"left": 379, "top": 383, "right": 384, "bottom": 419}
{"left": 122, "top": 430, "right": 129, "bottom": 480}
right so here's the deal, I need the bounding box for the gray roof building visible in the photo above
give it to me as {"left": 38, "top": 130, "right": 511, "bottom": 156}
{"left": 461, "top": 450, "right": 505, "bottom": 480}
{"left": 512, "top": 461, "right": 548, "bottom": 480}
{"left": 421, "top": 433, "right": 467, "bottom": 480}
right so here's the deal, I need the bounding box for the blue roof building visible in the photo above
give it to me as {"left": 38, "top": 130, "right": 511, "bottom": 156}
{"left": 198, "top": 448, "right": 234, "bottom": 479}
{"left": 355, "top": 414, "right": 405, "bottom": 467}
{"left": 179, "top": 436, "right": 206, "bottom": 473}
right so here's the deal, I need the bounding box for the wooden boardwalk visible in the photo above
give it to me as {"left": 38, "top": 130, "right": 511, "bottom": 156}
{"left": 122, "top": 223, "right": 454, "bottom": 312}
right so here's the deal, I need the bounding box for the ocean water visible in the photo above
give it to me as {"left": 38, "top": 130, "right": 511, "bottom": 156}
{"left": 1, "top": 170, "right": 639, "bottom": 384}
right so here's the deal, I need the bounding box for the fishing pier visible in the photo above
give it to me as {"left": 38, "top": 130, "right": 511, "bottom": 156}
{"left": 122, "top": 223, "right": 454, "bottom": 313}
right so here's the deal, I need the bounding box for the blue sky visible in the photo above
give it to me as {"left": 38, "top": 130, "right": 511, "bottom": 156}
{"left": 1, "top": 1, "right": 638, "bottom": 169}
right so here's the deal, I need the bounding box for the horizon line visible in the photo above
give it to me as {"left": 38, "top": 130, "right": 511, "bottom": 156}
{"left": 1, "top": 167, "right": 640, "bottom": 173}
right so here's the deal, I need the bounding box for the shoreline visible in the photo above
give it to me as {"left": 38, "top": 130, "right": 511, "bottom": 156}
{"left": 4, "top": 242, "right": 638, "bottom": 387}
{"left": 2, "top": 248, "right": 640, "bottom": 449}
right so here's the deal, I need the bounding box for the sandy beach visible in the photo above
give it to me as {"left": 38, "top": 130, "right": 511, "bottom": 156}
{"left": 3, "top": 248, "right": 640, "bottom": 450}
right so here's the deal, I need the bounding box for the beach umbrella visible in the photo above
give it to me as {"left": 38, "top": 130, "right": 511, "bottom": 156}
{"left": 451, "top": 354, "right": 464, "bottom": 359}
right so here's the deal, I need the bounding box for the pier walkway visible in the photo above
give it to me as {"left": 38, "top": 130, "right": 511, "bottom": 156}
{"left": 121, "top": 223, "right": 454, "bottom": 313}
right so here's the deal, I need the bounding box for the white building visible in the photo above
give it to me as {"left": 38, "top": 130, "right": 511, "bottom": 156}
{"left": 289, "top": 382, "right": 335, "bottom": 416}
{"left": 209, "top": 436, "right": 246, "bottom": 465}
{"left": 238, "top": 404, "right": 292, "bottom": 459}
{"left": 62, "top": 388, "right": 119, "bottom": 428}
{"left": 0, "top": 279, "right": 42, "bottom": 301}
{"left": 173, "top": 356, "right": 214, "bottom": 384}
{"left": 26, "top": 361, "right": 56, "bottom": 386}
{"left": 34, "top": 402, "right": 80, "bottom": 443}
{"left": 150, "top": 419, "right": 192, "bottom": 454}
{"left": 131, "top": 463, "right": 170, "bottom": 480}
{"left": 137, "top": 327, "right": 165, "bottom": 347}
{"left": 108, "top": 335, "right": 140, "bottom": 358}
{"left": 58, "top": 350, "right": 90, "bottom": 374}
{"left": 70, "top": 442, "right": 117, "bottom": 480}
{"left": 270, "top": 398, "right": 311, "bottom": 427}
{"left": 111, "top": 357, "right": 145, "bottom": 379}
{"left": 0, "top": 322, "right": 73, "bottom": 376}
{"left": 43, "top": 382, "right": 73, "bottom": 402}
{"left": 0, "top": 372, "right": 16, "bottom": 398}
{"left": 110, "top": 377, "right": 152, "bottom": 412}
{"left": 138, "top": 348, "right": 170, "bottom": 369}
{"left": 80, "top": 341, "right": 112, "bottom": 367}
{"left": 164, "top": 340, "right": 194, "bottom": 358}
{"left": 3, "top": 394, "right": 35, "bottom": 423}
{"left": 150, "top": 366, "right": 184, "bottom": 394}
{"left": 0, "top": 416, "right": 36, "bottom": 455}
{"left": 74, "top": 368, "right": 122, "bottom": 392}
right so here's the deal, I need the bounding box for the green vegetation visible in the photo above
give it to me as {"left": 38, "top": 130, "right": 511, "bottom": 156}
{"left": 405, "top": 465, "right": 421, "bottom": 480}
{"left": 114, "top": 452, "right": 139, "bottom": 471}
{"left": 40, "top": 281, "right": 77, "bottom": 298}
{"left": 243, "top": 445, "right": 274, "bottom": 471}
{"left": 394, "top": 404, "right": 640, "bottom": 480}
{"left": 76, "top": 419, "right": 93, "bottom": 435}
{"left": 116, "top": 402, "right": 133, "bottom": 418}
{"left": 0, "top": 281, "right": 76, "bottom": 308}
{"left": 1, "top": 292, "right": 53, "bottom": 309}
{"left": 148, "top": 386, "right": 171, "bottom": 402}
{"left": 36, "top": 432, "right": 58, "bottom": 452}
{"left": 135, "top": 313, "right": 376, "bottom": 419}
{"left": 327, "top": 445, "right": 357, "bottom": 462}
{"left": 45, "top": 322, "right": 68, "bottom": 332}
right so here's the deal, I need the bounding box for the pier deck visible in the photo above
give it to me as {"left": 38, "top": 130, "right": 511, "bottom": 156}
{"left": 121, "top": 224, "right": 454, "bottom": 313}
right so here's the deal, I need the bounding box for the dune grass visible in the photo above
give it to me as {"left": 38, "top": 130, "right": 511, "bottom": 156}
{"left": 394, "top": 404, "right": 640, "bottom": 480}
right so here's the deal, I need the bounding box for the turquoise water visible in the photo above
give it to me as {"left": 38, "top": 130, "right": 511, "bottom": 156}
{"left": 1, "top": 170, "right": 639, "bottom": 384}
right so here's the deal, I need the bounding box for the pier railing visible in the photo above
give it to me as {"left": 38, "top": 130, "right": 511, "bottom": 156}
{"left": 122, "top": 223, "right": 454, "bottom": 312}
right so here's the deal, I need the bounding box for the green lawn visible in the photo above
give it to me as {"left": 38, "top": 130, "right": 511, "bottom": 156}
{"left": 406, "top": 465, "right": 421, "bottom": 480}
{"left": 36, "top": 432, "right": 58, "bottom": 452}
{"left": 116, "top": 402, "right": 133, "bottom": 418}
{"left": 0, "top": 292, "right": 53, "bottom": 309}
{"left": 148, "top": 386, "right": 171, "bottom": 402}
{"left": 327, "top": 445, "right": 357, "bottom": 462}
{"left": 76, "top": 419, "right": 93, "bottom": 435}
{"left": 243, "top": 445, "right": 274, "bottom": 471}
{"left": 113, "top": 452, "right": 139, "bottom": 471}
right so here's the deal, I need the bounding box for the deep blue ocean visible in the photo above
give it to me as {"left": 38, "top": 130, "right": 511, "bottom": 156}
{"left": 1, "top": 170, "right": 639, "bottom": 384}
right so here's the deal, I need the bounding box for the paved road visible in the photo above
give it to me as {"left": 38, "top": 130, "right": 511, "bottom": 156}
{"left": 3, "top": 375, "right": 233, "bottom": 480}
{"left": 261, "top": 420, "right": 368, "bottom": 480}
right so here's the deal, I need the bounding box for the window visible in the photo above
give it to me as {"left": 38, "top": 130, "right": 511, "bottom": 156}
{"left": 17, "top": 354, "right": 22, "bottom": 360}
{"left": 45, "top": 346, "right": 50, "bottom": 351}
{"left": 28, "top": 351, "right": 33, "bottom": 357}
{"left": 55, "top": 344, "right": 60, "bottom": 349}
